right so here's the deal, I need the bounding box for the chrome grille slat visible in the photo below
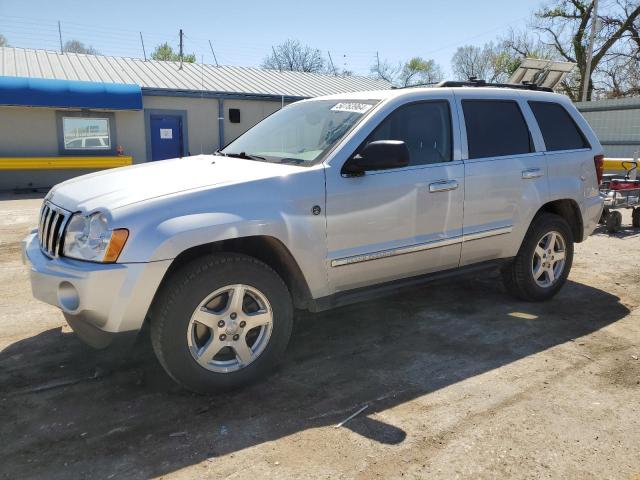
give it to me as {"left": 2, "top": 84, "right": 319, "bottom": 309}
{"left": 37, "top": 205, "right": 47, "bottom": 242}
{"left": 47, "top": 211, "right": 60, "bottom": 253}
{"left": 38, "top": 201, "right": 72, "bottom": 259}
{"left": 55, "top": 213, "right": 72, "bottom": 256}
{"left": 42, "top": 208, "right": 53, "bottom": 249}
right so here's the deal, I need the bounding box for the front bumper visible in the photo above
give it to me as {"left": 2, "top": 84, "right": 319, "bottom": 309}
{"left": 22, "top": 232, "right": 172, "bottom": 349}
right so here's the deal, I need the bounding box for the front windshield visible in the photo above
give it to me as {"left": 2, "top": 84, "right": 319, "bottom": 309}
{"left": 221, "top": 99, "right": 380, "bottom": 164}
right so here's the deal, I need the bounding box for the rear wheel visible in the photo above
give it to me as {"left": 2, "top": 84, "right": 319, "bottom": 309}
{"left": 632, "top": 208, "right": 640, "bottom": 229}
{"left": 150, "top": 253, "right": 293, "bottom": 393}
{"left": 606, "top": 210, "right": 622, "bottom": 233}
{"left": 502, "top": 213, "right": 573, "bottom": 301}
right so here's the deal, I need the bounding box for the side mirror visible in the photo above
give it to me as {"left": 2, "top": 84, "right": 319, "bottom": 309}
{"left": 342, "top": 140, "right": 410, "bottom": 176}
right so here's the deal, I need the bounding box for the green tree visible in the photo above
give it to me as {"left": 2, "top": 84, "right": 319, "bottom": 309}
{"left": 370, "top": 56, "right": 443, "bottom": 87}
{"left": 399, "top": 57, "right": 443, "bottom": 87}
{"left": 0, "top": 34, "right": 9, "bottom": 47}
{"left": 151, "top": 42, "right": 196, "bottom": 63}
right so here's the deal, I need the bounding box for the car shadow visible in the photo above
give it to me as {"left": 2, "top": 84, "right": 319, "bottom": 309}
{"left": 0, "top": 273, "right": 630, "bottom": 479}
{"left": 592, "top": 223, "right": 640, "bottom": 239}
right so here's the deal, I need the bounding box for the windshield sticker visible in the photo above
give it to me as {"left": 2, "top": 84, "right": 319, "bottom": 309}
{"left": 330, "top": 102, "right": 373, "bottom": 114}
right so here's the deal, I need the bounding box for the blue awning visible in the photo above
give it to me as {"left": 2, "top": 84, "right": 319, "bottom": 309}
{"left": 0, "top": 76, "right": 142, "bottom": 110}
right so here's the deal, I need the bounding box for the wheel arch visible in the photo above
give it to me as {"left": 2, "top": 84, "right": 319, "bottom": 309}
{"left": 534, "top": 199, "right": 584, "bottom": 243}
{"left": 152, "top": 235, "right": 313, "bottom": 311}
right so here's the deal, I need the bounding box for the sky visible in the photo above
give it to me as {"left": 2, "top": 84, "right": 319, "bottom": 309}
{"left": 0, "top": 0, "right": 544, "bottom": 77}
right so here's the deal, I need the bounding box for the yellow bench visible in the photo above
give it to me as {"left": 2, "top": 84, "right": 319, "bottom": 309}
{"left": 0, "top": 156, "right": 133, "bottom": 170}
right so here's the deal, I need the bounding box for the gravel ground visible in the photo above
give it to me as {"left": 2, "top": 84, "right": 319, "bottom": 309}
{"left": 1, "top": 193, "right": 639, "bottom": 480}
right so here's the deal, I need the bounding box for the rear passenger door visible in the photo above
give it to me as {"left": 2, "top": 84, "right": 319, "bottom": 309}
{"left": 455, "top": 92, "right": 548, "bottom": 265}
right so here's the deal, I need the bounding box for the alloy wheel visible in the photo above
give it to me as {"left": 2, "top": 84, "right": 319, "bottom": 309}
{"left": 186, "top": 284, "right": 273, "bottom": 373}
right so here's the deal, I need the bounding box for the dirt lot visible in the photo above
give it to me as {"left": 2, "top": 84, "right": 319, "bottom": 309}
{"left": 1, "top": 193, "right": 639, "bottom": 480}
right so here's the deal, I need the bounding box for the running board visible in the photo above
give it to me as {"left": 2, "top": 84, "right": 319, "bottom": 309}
{"left": 308, "top": 258, "right": 511, "bottom": 313}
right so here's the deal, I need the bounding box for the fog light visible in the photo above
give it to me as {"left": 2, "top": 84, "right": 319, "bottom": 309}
{"left": 58, "top": 281, "right": 80, "bottom": 311}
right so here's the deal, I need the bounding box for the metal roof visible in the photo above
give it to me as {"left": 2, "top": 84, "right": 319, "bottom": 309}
{"left": 0, "top": 47, "right": 390, "bottom": 99}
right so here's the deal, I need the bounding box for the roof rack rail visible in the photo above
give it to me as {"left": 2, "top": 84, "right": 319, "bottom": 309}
{"left": 436, "top": 77, "right": 553, "bottom": 92}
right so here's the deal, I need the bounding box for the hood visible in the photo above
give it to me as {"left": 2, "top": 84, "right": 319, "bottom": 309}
{"left": 48, "top": 155, "right": 306, "bottom": 212}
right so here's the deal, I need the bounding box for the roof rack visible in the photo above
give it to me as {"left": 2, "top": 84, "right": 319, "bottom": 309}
{"left": 436, "top": 77, "right": 553, "bottom": 92}
{"left": 391, "top": 77, "right": 553, "bottom": 92}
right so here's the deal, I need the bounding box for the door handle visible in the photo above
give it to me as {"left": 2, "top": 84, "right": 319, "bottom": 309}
{"left": 522, "top": 168, "right": 544, "bottom": 179}
{"left": 429, "top": 180, "right": 458, "bottom": 193}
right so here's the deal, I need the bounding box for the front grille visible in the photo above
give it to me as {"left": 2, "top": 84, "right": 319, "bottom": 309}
{"left": 38, "top": 201, "right": 72, "bottom": 258}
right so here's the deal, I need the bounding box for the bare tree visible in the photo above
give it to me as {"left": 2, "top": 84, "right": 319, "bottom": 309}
{"left": 370, "top": 57, "right": 401, "bottom": 83}
{"left": 0, "top": 34, "right": 8, "bottom": 47}
{"left": 63, "top": 40, "right": 99, "bottom": 55}
{"left": 532, "top": 0, "right": 640, "bottom": 100}
{"left": 262, "top": 39, "right": 325, "bottom": 73}
{"left": 452, "top": 42, "right": 521, "bottom": 83}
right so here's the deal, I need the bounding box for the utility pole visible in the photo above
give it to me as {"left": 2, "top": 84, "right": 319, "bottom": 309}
{"left": 376, "top": 51, "right": 380, "bottom": 73}
{"left": 581, "top": 0, "right": 599, "bottom": 102}
{"left": 179, "top": 28, "right": 184, "bottom": 70}
{"left": 140, "top": 32, "right": 147, "bottom": 61}
{"left": 58, "top": 20, "right": 63, "bottom": 54}
{"left": 208, "top": 40, "right": 219, "bottom": 67}
{"left": 272, "top": 46, "right": 281, "bottom": 71}
{"left": 327, "top": 51, "right": 337, "bottom": 76}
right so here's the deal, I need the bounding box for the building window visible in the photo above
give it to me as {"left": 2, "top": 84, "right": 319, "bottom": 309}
{"left": 229, "top": 108, "right": 241, "bottom": 123}
{"left": 56, "top": 111, "right": 117, "bottom": 155}
{"left": 63, "top": 117, "right": 111, "bottom": 150}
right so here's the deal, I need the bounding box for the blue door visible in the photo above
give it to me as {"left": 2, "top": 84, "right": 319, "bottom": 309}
{"left": 149, "top": 115, "right": 183, "bottom": 161}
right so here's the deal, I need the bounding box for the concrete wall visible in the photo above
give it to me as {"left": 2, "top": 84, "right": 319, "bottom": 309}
{"left": 142, "top": 96, "right": 220, "bottom": 158}
{"left": 0, "top": 106, "right": 145, "bottom": 191}
{"left": 0, "top": 95, "right": 289, "bottom": 191}
{"left": 223, "top": 99, "right": 282, "bottom": 145}
{"left": 577, "top": 97, "right": 640, "bottom": 158}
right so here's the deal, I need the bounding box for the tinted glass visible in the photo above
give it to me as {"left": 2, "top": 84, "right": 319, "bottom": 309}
{"left": 365, "top": 101, "right": 452, "bottom": 165}
{"left": 462, "top": 100, "right": 532, "bottom": 159}
{"left": 63, "top": 117, "right": 111, "bottom": 150}
{"left": 529, "top": 101, "right": 589, "bottom": 151}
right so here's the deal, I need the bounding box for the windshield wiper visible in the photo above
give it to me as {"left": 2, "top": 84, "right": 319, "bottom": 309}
{"left": 278, "top": 157, "right": 306, "bottom": 164}
{"left": 223, "top": 151, "right": 266, "bottom": 161}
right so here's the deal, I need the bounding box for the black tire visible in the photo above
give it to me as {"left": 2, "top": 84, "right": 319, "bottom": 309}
{"left": 632, "top": 208, "right": 640, "bottom": 229}
{"left": 606, "top": 210, "right": 622, "bottom": 233}
{"left": 502, "top": 213, "right": 574, "bottom": 302}
{"left": 149, "top": 253, "right": 293, "bottom": 393}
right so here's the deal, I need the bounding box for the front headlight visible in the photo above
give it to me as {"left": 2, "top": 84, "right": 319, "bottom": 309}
{"left": 63, "top": 212, "right": 129, "bottom": 263}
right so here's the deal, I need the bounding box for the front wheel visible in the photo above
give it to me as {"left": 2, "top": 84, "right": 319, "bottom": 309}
{"left": 502, "top": 213, "right": 574, "bottom": 301}
{"left": 150, "top": 253, "right": 293, "bottom": 393}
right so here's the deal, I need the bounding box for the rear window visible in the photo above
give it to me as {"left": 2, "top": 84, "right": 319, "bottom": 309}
{"left": 529, "top": 101, "right": 590, "bottom": 151}
{"left": 462, "top": 100, "right": 533, "bottom": 159}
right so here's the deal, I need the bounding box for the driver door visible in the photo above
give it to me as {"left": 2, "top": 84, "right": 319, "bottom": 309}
{"left": 325, "top": 97, "right": 464, "bottom": 293}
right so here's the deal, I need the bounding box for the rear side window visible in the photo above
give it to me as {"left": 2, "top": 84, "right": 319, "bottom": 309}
{"left": 462, "top": 100, "right": 532, "bottom": 159}
{"left": 365, "top": 101, "right": 452, "bottom": 165}
{"left": 529, "top": 101, "right": 590, "bottom": 151}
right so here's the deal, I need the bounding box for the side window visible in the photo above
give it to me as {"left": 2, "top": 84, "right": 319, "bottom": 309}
{"left": 365, "top": 101, "right": 452, "bottom": 166}
{"left": 529, "top": 101, "right": 590, "bottom": 151}
{"left": 462, "top": 100, "right": 532, "bottom": 159}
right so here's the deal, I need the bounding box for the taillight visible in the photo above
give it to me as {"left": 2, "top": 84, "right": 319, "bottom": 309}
{"left": 594, "top": 154, "right": 604, "bottom": 185}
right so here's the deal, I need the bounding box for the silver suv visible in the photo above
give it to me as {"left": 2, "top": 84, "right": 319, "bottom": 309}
{"left": 23, "top": 82, "right": 604, "bottom": 392}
